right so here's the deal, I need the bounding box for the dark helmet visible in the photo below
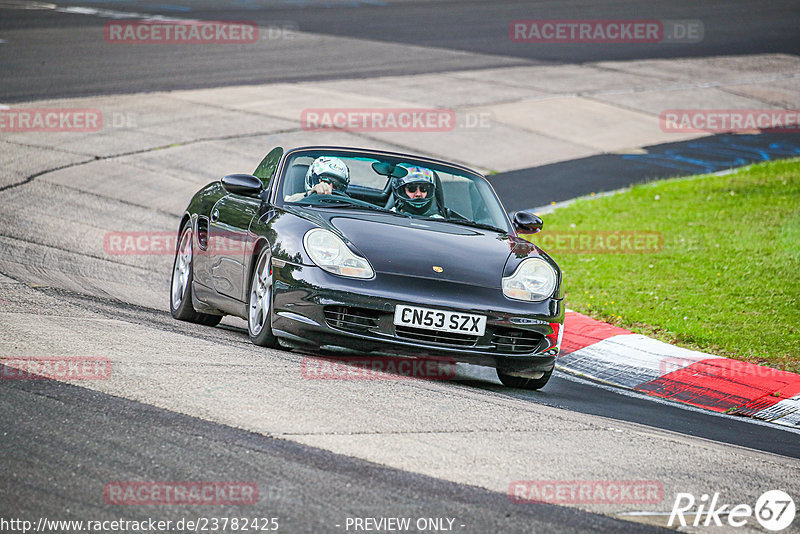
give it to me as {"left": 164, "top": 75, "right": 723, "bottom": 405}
{"left": 392, "top": 166, "right": 436, "bottom": 214}
{"left": 305, "top": 156, "right": 350, "bottom": 192}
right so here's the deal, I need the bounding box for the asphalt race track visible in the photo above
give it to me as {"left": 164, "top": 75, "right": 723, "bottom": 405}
{"left": 491, "top": 132, "right": 800, "bottom": 212}
{"left": 2, "top": 369, "right": 652, "bottom": 534}
{"left": 1, "top": 1, "right": 799, "bottom": 533}
{"left": 1, "top": 0, "right": 799, "bottom": 101}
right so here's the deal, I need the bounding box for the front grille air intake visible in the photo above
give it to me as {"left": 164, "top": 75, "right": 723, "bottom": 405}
{"left": 491, "top": 328, "right": 544, "bottom": 354}
{"left": 324, "top": 306, "right": 380, "bottom": 333}
{"left": 395, "top": 326, "right": 478, "bottom": 347}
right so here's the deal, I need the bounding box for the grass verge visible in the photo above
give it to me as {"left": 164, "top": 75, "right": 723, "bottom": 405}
{"left": 524, "top": 158, "right": 799, "bottom": 372}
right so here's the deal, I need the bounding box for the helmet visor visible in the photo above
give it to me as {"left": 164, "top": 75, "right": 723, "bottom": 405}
{"left": 404, "top": 183, "right": 433, "bottom": 194}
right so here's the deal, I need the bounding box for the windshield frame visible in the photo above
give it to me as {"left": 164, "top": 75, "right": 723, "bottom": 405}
{"left": 272, "top": 146, "right": 513, "bottom": 233}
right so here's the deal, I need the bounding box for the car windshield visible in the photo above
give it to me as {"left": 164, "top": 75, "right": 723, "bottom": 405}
{"left": 278, "top": 150, "right": 511, "bottom": 232}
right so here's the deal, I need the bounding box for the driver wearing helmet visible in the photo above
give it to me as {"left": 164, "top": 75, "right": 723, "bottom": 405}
{"left": 285, "top": 156, "right": 350, "bottom": 201}
{"left": 391, "top": 166, "right": 442, "bottom": 218}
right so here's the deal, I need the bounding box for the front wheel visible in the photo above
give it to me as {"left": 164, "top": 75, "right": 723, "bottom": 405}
{"left": 170, "top": 221, "right": 222, "bottom": 327}
{"left": 497, "top": 368, "right": 553, "bottom": 390}
{"left": 248, "top": 247, "right": 278, "bottom": 347}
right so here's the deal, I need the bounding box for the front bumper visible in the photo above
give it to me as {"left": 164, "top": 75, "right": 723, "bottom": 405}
{"left": 271, "top": 261, "right": 564, "bottom": 374}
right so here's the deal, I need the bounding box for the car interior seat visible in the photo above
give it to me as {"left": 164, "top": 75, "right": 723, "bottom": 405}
{"left": 284, "top": 164, "right": 310, "bottom": 197}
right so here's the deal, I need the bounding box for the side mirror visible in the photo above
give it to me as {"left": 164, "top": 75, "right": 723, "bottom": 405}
{"left": 513, "top": 210, "right": 543, "bottom": 234}
{"left": 221, "top": 174, "right": 263, "bottom": 196}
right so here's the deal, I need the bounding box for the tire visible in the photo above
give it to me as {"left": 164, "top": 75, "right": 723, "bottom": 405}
{"left": 497, "top": 368, "right": 553, "bottom": 390}
{"left": 247, "top": 247, "right": 278, "bottom": 347}
{"left": 170, "top": 221, "right": 222, "bottom": 327}
{"left": 196, "top": 313, "right": 223, "bottom": 327}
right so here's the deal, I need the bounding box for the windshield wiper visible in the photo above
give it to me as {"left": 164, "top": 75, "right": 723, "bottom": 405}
{"left": 422, "top": 216, "right": 507, "bottom": 234}
{"left": 295, "top": 196, "right": 393, "bottom": 213}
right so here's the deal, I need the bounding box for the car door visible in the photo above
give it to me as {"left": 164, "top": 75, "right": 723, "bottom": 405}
{"left": 204, "top": 147, "right": 284, "bottom": 301}
{"left": 207, "top": 194, "right": 260, "bottom": 301}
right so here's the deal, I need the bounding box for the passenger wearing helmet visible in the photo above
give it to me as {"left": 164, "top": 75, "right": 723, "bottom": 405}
{"left": 285, "top": 156, "right": 350, "bottom": 201}
{"left": 391, "top": 166, "right": 442, "bottom": 217}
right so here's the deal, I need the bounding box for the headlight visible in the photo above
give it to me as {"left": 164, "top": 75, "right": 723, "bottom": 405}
{"left": 303, "top": 228, "right": 374, "bottom": 279}
{"left": 502, "top": 258, "right": 557, "bottom": 301}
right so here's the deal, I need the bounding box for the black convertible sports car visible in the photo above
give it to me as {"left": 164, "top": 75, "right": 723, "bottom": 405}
{"left": 170, "top": 146, "right": 564, "bottom": 389}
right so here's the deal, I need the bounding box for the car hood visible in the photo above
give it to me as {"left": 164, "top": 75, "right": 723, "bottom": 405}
{"left": 328, "top": 213, "right": 518, "bottom": 288}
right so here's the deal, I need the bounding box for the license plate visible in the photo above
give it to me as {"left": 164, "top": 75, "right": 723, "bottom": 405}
{"left": 394, "top": 305, "right": 486, "bottom": 336}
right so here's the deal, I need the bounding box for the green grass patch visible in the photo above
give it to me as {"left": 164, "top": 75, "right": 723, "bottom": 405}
{"left": 526, "top": 158, "right": 800, "bottom": 371}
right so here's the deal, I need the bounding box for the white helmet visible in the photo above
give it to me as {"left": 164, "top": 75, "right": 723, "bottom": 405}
{"left": 305, "top": 156, "right": 350, "bottom": 192}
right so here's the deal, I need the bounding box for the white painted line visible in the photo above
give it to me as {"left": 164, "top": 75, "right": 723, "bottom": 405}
{"left": 616, "top": 511, "right": 677, "bottom": 516}
{"left": 753, "top": 394, "right": 800, "bottom": 426}
{"left": 0, "top": 0, "right": 196, "bottom": 22}
{"left": 557, "top": 333, "right": 709, "bottom": 388}
{"left": 0, "top": 1, "right": 56, "bottom": 9}
{"left": 56, "top": 6, "right": 199, "bottom": 23}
